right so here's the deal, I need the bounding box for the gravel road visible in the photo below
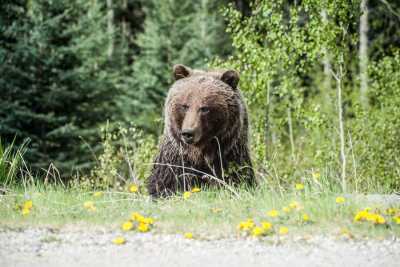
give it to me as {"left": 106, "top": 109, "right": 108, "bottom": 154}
{"left": 1, "top": 228, "right": 399, "bottom": 267}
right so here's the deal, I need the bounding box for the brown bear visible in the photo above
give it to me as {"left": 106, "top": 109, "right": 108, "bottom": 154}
{"left": 147, "top": 64, "right": 255, "bottom": 197}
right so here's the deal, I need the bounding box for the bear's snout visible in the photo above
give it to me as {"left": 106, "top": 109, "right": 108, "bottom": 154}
{"left": 181, "top": 129, "right": 195, "bottom": 144}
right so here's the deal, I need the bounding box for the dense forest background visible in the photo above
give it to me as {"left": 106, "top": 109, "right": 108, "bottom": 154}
{"left": 1, "top": 0, "right": 399, "bottom": 192}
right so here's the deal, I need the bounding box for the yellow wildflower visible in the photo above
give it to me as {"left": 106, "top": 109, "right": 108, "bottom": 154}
{"left": 131, "top": 212, "right": 144, "bottom": 222}
{"left": 93, "top": 191, "right": 104, "bottom": 197}
{"left": 295, "top": 183, "right": 304, "bottom": 191}
{"left": 354, "top": 210, "right": 369, "bottom": 222}
{"left": 129, "top": 184, "right": 139, "bottom": 193}
{"left": 282, "top": 206, "right": 291, "bottom": 213}
{"left": 184, "top": 232, "right": 193, "bottom": 239}
{"left": 141, "top": 217, "right": 154, "bottom": 225}
{"left": 267, "top": 209, "right": 279, "bottom": 218}
{"left": 289, "top": 201, "right": 302, "bottom": 210}
{"left": 138, "top": 222, "right": 150, "bottom": 233}
{"left": 312, "top": 172, "right": 321, "bottom": 179}
{"left": 23, "top": 200, "right": 33, "bottom": 210}
{"left": 21, "top": 207, "right": 30, "bottom": 216}
{"left": 335, "top": 196, "right": 346, "bottom": 204}
{"left": 121, "top": 221, "right": 134, "bottom": 231}
{"left": 183, "top": 191, "right": 191, "bottom": 200}
{"left": 373, "top": 214, "right": 386, "bottom": 225}
{"left": 83, "top": 201, "right": 96, "bottom": 212}
{"left": 251, "top": 227, "right": 264, "bottom": 237}
{"left": 302, "top": 213, "right": 310, "bottom": 222}
{"left": 393, "top": 216, "right": 400, "bottom": 225}
{"left": 279, "top": 226, "right": 289, "bottom": 235}
{"left": 354, "top": 209, "right": 386, "bottom": 225}
{"left": 238, "top": 219, "right": 255, "bottom": 231}
{"left": 261, "top": 221, "right": 272, "bottom": 231}
{"left": 191, "top": 187, "right": 201, "bottom": 193}
{"left": 112, "top": 236, "right": 126, "bottom": 245}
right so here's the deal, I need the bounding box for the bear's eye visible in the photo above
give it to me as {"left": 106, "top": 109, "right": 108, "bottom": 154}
{"left": 181, "top": 105, "right": 189, "bottom": 112}
{"left": 199, "top": 107, "right": 210, "bottom": 114}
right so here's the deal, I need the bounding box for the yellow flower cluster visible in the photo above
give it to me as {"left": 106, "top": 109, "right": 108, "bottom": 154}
{"left": 354, "top": 209, "right": 386, "bottom": 224}
{"left": 237, "top": 219, "right": 278, "bottom": 237}
{"left": 384, "top": 207, "right": 400, "bottom": 225}
{"left": 113, "top": 212, "right": 155, "bottom": 245}
{"left": 20, "top": 200, "right": 33, "bottom": 216}
{"left": 122, "top": 212, "right": 155, "bottom": 233}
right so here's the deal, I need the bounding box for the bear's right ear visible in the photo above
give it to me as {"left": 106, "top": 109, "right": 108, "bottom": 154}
{"left": 173, "top": 64, "right": 192, "bottom": 80}
{"left": 221, "top": 70, "right": 240, "bottom": 90}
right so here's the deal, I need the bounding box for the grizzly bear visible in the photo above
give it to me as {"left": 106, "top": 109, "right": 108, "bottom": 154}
{"left": 147, "top": 64, "right": 255, "bottom": 197}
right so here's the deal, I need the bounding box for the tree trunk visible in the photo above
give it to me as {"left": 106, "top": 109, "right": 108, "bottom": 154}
{"left": 287, "top": 106, "right": 295, "bottom": 161}
{"left": 321, "top": 9, "right": 332, "bottom": 106}
{"left": 107, "top": 0, "right": 114, "bottom": 59}
{"left": 359, "top": 0, "right": 369, "bottom": 108}
{"left": 265, "top": 81, "right": 272, "bottom": 160}
{"left": 332, "top": 64, "right": 347, "bottom": 193}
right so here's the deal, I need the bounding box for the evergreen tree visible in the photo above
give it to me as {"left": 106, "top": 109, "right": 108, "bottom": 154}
{"left": 0, "top": 0, "right": 125, "bottom": 177}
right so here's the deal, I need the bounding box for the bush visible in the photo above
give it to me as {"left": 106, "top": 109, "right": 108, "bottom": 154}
{"left": 73, "top": 125, "right": 157, "bottom": 191}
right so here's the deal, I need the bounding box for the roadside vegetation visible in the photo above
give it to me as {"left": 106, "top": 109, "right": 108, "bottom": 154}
{"left": 1, "top": 0, "right": 400, "bottom": 243}
{"left": 1, "top": 181, "right": 399, "bottom": 240}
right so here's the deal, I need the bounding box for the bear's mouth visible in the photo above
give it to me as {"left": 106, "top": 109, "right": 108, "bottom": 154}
{"left": 181, "top": 128, "right": 201, "bottom": 145}
{"left": 181, "top": 136, "right": 197, "bottom": 145}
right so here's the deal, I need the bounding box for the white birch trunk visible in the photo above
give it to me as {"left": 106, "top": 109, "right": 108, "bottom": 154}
{"left": 332, "top": 65, "right": 347, "bottom": 193}
{"left": 359, "top": 0, "right": 369, "bottom": 108}
{"left": 107, "top": 0, "right": 114, "bottom": 59}
{"left": 321, "top": 10, "right": 332, "bottom": 103}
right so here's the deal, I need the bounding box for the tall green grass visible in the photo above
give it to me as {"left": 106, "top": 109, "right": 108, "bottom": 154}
{"left": 0, "top": 138, "right": 28, "bottom": 186}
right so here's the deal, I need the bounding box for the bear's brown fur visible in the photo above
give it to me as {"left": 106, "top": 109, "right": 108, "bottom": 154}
{"left": 147, "top": 64, "right": 255, "bottom": 197}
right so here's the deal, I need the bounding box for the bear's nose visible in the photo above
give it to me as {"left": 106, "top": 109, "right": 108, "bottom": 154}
{"left": 181, "top": 129, "right": 195, "bottom": 143}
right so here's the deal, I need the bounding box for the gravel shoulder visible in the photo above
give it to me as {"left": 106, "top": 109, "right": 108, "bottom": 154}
{"left": 1, "top": 228, "right": 399, "bottom": 267}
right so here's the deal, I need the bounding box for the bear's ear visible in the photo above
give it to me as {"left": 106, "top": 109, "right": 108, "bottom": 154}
{"left": 221, "top": 70, "right": 240, "bottom": 90}
{"left": 173, "top": 64, "right": 192, "bottom": 80}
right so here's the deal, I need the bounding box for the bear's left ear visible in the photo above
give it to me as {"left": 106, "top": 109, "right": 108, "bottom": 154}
{"left": 173, "top": 64, "right": 192, "bottom": 80}
{"left": 221, "top": 70, "right": 240, "bottom": 90}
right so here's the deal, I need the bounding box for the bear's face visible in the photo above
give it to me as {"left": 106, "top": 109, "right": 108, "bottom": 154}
{"left": 166, "top": 65, "right": 241, "bottom": 147}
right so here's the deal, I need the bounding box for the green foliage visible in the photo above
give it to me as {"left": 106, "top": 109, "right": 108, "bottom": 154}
{"left": 75, "top": 125, "right": 157, "bottom": 190}
{"left": 350, "top": 52, "right": 400, "bottom": 190}
{"left": 218, "top": 0, "right": 400, "bottom": 192}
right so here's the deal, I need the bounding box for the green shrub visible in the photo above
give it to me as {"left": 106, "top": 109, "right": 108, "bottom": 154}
{"left": 74, "top": 125, "right": 157, "bottom": 191}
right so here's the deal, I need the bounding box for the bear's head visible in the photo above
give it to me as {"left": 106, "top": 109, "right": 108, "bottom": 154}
{"left": 165, "top": 64, "right": 242, "bottom": 148}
